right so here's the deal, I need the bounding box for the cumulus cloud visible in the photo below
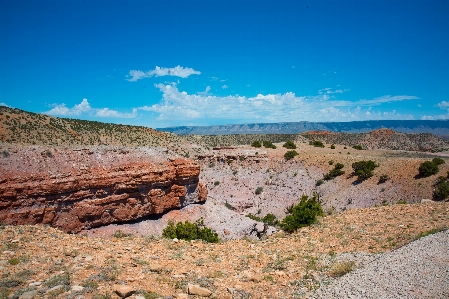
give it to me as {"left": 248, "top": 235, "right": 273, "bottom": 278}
{"left": 126, "top": 65, "right": 201, "bottom": 82}
{"left": 137, "top": 84, "right": 417, "bottom": 126}
{"left": 45, "top": 98, "right": 136, "bottom": 118}
{"left": 198, "top": 86, "right": 211, "bottom": 95}
{"left": 222, "top": 85, "right": 229, "bottom": 89}
{"left": 437, "top": 101, "right": 449, "bottom": 109}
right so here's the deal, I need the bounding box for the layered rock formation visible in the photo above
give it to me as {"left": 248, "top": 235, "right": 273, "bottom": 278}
{"left": 0, "top": 146, "right": 207, "bottom": 232}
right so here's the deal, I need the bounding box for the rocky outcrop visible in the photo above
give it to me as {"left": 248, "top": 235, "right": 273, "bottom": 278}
{"left": 0, "top": 146, "right": 207, "bottom": 233}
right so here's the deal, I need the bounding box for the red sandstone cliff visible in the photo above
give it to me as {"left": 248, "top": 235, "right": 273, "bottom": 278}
{"left": 0, "top": 146, "right": 207, "bottom": 232}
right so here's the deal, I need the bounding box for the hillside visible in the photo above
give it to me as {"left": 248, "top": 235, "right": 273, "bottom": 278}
{"left": 301, "top": 128, "right": 449, "bottom": 151}
{"left": 0, "top": 106, "right": 187, "bottom": 148}
{"left": 158, "top": 120, "right": 449, "bottom": 138}
{"left": 0, "top": 202, "right": 447, "bottom": 299}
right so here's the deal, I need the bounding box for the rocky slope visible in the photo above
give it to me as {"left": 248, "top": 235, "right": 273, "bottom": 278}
{"left": 302, "top": 128, "right": 449, "bottom": 151}
{"left": 0, "top": 145, "right": 207, "bottom": 233}
{"left": 0, "top": 202, "right": 447, "bottom": 299}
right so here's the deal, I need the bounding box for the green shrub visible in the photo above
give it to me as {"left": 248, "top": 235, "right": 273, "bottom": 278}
{"left": 309, "top": 140, "right": 324, "bottom": 148}
{"left": 283, "top": 140, "right": 296, "bottom": 149}
{"left": 162, "top": 219, "right": 219, "bottom": 243}
{"left": 352, "top": 160, "right": 378, "bottom": 181}
{"left": 8, "top": 258, "right": 19, "bottom": 265}
{"left": 251, "top": 140, "right": 262, "bottom": 148}
{"left": 316, "top": 179, "right": 324, "bottom": 186}
{"left": 262, "top": 213, "right": 278, "bottom": 226}
{"left": 330, "top": 144, "right": 335, "bottom": 149}
{"left": 280, "top": 194, "right": 323, "bottom": 233}
{"left": 328, "top": 160, "right": 334, "bottom": 165}
{"left": 263, "top": 141, "right": 276, "bottom": 149}
{"left": 379, "top": 174, "right": 389, "bottom": 183}
{"left": 255, "top": 187, "right": 263, "bottom": 195}
{"left": 284, "top": 150, "right": 298, "bottom": 160}
{"left": 352, "top": 145, "right": 363, "bottom": 150}
{"left": 246, "top": 213, "right": 262, "bottom": 222}
{"left": 324, "top": 163, "right": 345, "bottom": 180}
{"left": 434, "top": 179, "right": 449, "bottom": 200}
{"left": 418, "top": 161, "right": 439, "bottom": 177}
{"left": 432, "top": 157, "right": 445, "bottom": 165}
{"left": 214, "top": 181, "right": 220, "bottom": 186}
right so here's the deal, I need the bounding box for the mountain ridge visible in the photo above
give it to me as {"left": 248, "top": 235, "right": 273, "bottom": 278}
{"left": 157, "top": 120, "right": 449, "bottom": 138}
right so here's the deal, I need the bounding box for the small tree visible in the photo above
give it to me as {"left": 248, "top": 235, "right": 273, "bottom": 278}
{"left": 255, "top": 187, "right": 263, "bottom": 195}
{"left": 352, "top": 160, "right": 378, "bottom": 181}
{"left": 309, "top": 140, "right": 324, "bottom": 148}
{"left": 280, "top": 194, "right": 323, "bottom": 233}
{"left": 283, "top": 140, "right": 296, "bottom": 149}
{"left": 418, "top": 161, "right": 439, "bottom": 177}
{"left": 434, "top": 180, "right": 449, "bottom": 200}
{"left": 324, "top": 162, "right": 345, "bottom": 180}
{"left": 251, "top": 140, "right": 262, "bottom": 148}
{"left": 432, "top": 157, "right": 445, "bottom": 166}
{"left": 162, "top": 219, "right": 219, "bottom": 243}
{"left": 263, "top": 141, "right": 276, "bottom": 149}
{"left": 284, "top": 150, "right": 298, "bottom": 160}
{"left": 330, "top": 144, "right": 336, "bottom": 149}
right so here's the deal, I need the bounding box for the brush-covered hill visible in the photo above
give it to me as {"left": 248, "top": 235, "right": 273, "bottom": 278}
{"left": 158, "top": 119, "right": 449, "bottom": 138}
{"left": 0, "top": 106, "right": 192, "bottom": 148}
{"left": 302, "top": 128, "right": 449, "bottom": 151}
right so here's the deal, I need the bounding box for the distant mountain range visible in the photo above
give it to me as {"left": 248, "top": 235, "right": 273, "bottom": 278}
{"left": 157, "top": 120, "right": 449, "bottom": 138}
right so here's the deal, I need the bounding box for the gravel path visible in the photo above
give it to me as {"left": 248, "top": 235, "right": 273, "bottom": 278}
{"left": 309, "top": 230, "right": 449, "bottom": 299}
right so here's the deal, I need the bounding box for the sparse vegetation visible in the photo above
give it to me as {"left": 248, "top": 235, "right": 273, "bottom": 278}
{"left": 352, "top": 160, "right": 378, "bottom": 181}
{"left": 434, "top": 177, "right": 449, "bottom": 200}
{"left": 255, "top": 187, "right": 263, "bottom": 195}
{"left": 379, "top": 174, "right": 390, "bottom": 183}
{"left": 284, "top": 150, "right": 298, "bottom": 160}
{"left": 246, "top": 213, "right": 278, "bottom": 226}
{"left": 418, "top": 161, "right": 439, "bottom": 177}
{"left": 316, "top": 179, "right": 324, "bottom": 186}
{"left": 251, "top": 140, "right": 262, "bottom": 148}
{"left": 432, "top": 157, "right": 445, "bottom": 165}
{"left": 352, "top": 145, "right": 363, "bottom": 150}
{"left": 283, "top": 140, "right": 296, "bottom": 149}
{"left": 309, "top": 140, "right": 324, "bottom": 148}
{"left": 263, "top": 141, "right": 276, "bottom": 149}
{"left": 214, "top": 181, "right": 220, "bottom": 186}
{"left": 328, "top": 260, "right": 355, "bottom": 277}
{"left": 280, "top": 194, "right": 323, "bottom": 233}
{"left": 162, "top": 219, "right": 219, "bottom": 243}
{"left": 330, "top": 144, "right": 335, "bottom": 149}
{"left": 323, "top": 162, "right": 345, "bottom": 180}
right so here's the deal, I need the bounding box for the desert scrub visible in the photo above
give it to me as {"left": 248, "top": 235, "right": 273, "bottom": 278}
{"left": 433, "top": 177, "right": 449, "bottom": 200}
{"left": 323, "top": 162, "right": 345, "bottom": 180}
{"left": 316, "top": 179, "right": 324, "bottom": 186}
{"left": 162, "top": 219, "right": 219, "bottom": 243}
{"left": 352, "top": 160, "right": 378, "bottom": 181}
{"left": 432, "top": 157, "right": 445, "bottom": 165}
{"left": 280, "top": 194, "right": 323, "bottom": 233}
{"left": 328, "top": 260, "right": 355, "bottom": 277}
{"left": 284, "top": 150, "right": 298, "bottom": 160}
{"left": 251, "top": 140, "right": 262, "bottom": 148}
{"left": 263, "top": 140, "right": 276, "bottom": 149}
{"left": 112, "top": 230, "right": 132, "bottom": 238}
{"left": 330, "top": 144, "right": 335, "bottom": 149}
{"left": 418, "top": 161, "right": 439, "bottom": 177}
{"left": 213, "top": 181, "right": 220, "bottom": 186}
{"left": 309, "top": 140, "right": 324, "bottom": 148}
{"left": 283, "top": 140, "right": 296, "bottom": 149}
{"left": 379, "top": 174, "right": 390, "bottom": 183}
{"left": 352, "top": 145, "right": 363, "bottom": 150}
{"left": 413, "top": 226, "right": 447, "bottom": 241}
{"left": 255, "top": 186, "right": 263, "bottom": 195}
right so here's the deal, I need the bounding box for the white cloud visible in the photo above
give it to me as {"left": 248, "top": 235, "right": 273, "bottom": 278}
{"left": 137, "top": 84, "right": 417, "bottom": 127}
{"left": 222, "top": 85, "right": 229, "bottom": 89}
{"left": 126, "top": 65, "right": 201, "bottom": 82}
{"left": 198, "top": 86, "right": 211, "bottom": 95}
{"left": 0, "top": 102, "right": 10, "bottom": 107}
{"left": 437, "top": 101, "right": 449, "bottom": 109}
{"left": 318, "top": 88, "right": 349, "bottom": 95}
{"left": 45, "top": 98, "right": 136, "bottom": 118}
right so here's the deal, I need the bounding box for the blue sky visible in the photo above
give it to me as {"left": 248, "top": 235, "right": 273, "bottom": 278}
{"left": 1, "top": 0, "right": 448, "bottom": 128}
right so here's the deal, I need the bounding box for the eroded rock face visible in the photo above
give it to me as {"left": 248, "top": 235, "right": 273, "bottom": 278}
{"left": 0, "top": 146, "right": 207, "bottom": 232}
